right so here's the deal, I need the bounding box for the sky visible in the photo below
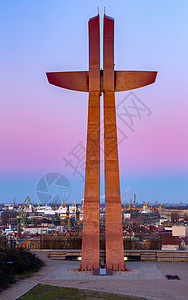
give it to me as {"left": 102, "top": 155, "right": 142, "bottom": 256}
{"left": 0, "top": 0, "right": 188, "bottom": 205}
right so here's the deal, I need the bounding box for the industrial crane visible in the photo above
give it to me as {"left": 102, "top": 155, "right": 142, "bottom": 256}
{"left": 143, "top": 201, "right": 150, "bottom": 213}
{"left": 158, "top": 201, "right": 163, "bottom": 213}
{"left": 127, "top": 199, "right": 132, "bottom": 210}
{"left": 151, "top": 201, "right": 158, "bottom": 213}
{"left": 23, "top": 196, "right": 32, "bottom": 211}
{"left": 59, "top": 201, "right": 64, "bottom": 208}
{"left": 66, "top": 205, "right": 70, "bottom": 231}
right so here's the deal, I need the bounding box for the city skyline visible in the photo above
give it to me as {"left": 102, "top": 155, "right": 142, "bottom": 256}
{"left": 0, "top": 1, "right": 188, "bottom": 204}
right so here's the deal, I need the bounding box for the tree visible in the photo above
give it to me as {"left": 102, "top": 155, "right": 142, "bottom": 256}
{"left": 171, "top": 212, "right": 180, "bottom": 223}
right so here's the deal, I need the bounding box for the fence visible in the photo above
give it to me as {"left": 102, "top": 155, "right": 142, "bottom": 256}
{"left": 16, "top": 235, "right": 161, "bottom": 251}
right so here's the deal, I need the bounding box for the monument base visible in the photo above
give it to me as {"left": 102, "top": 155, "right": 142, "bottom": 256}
{"left": 79, "top": 262, "right": 100, "bottom": 271}
{"left": 79, "top": 264, "right": 126, "bottom": 272}
{"left": 105, "top": 262, "right": 127, "bottom": 272}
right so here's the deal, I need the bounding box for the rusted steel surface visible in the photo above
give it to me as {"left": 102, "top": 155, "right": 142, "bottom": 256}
{"left": 79, "top": 15, "right": 100, "bottom": 271}
{"left": 46, "top": 71, "right": 89, "bottom": 92}
{"left": 115, "top": 70, "right": 157, "bottom": 92}
{"left": 103, "top": 15, "right": 126, "bottom": 271}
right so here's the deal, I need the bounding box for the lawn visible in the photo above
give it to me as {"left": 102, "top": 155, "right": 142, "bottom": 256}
{"left": 18, "top": 284, "right": 146, "bottom": 300}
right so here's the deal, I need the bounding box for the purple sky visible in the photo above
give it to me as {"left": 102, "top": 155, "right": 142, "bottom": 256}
{"left": 0, "top": 0, "right": 188, "bottom": 204}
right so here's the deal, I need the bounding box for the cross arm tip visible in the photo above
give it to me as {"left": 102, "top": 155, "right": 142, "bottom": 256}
{"left": 115, "top": 70, "right": 157, "bottom": 92}
{"left": 46, "top": 71, "right": 89, "bottom": 92}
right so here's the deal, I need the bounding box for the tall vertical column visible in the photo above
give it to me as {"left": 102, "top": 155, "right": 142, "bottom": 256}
{"left": 80, "top": 15, "right": 101, "bottom": 271}
{"left": 103, "top": 15, "right": 126, "bottom": 271}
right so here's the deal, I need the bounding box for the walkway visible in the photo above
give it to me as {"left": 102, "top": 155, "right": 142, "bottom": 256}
{"left": 0, "top": 250, "right": 187, "bottom": 300}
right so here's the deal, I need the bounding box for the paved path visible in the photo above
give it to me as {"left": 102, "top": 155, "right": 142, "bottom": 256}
{"left": 0, "top": 250, "right": 188, "bottom": 300}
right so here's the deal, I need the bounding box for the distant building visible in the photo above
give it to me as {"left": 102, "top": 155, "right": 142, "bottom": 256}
{"left": 172, "top": 225, "right": 188, "bottom": 237}
{"left": 160, "top": 208, "right": 188, "bottom": 221}
{"left": 22, "top": 225, "right": 64, "bottom": 235}
{"left": 161, "top": 236, "right": 182, "bottom": 250}
{"left": 123, "top": 213, "right": 131, "bottom": 219}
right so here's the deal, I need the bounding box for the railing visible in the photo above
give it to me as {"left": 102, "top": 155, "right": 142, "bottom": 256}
{"left": 17, "top": 238, "right": 40, "bottom": 249}
{"left": 16, "top": 235, "right": 162, "bottom": 251}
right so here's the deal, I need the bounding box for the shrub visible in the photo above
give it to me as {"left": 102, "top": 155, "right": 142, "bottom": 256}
{"left": 0, "top": 247, "right": 44, "bottom": 292}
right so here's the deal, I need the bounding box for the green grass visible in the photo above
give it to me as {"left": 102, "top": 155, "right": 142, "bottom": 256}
{"left": 18, "top": 284, "right": 146, "bottom": 300}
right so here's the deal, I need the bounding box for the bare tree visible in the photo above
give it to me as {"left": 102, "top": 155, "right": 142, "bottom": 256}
{"left": 171, "top": 212, "right": 180, "bottom": 223}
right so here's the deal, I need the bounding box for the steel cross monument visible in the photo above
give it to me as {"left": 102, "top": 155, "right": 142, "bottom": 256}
{"left": 47, "top": 14, "right": 157, "bottom": 271}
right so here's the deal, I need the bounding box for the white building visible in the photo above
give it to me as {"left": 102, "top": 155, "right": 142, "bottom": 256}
{"left": 172, "top": 225, "right": 188, "bottom": 237}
